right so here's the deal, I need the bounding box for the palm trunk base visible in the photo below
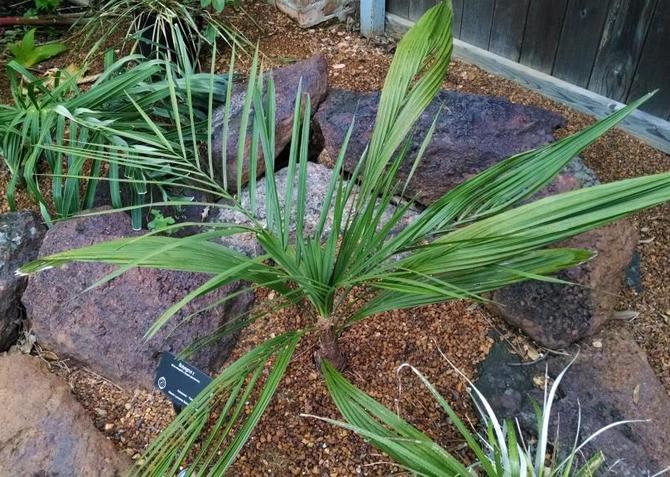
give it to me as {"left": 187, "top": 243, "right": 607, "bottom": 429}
{"left": 314, "top": 325, "right": 347, "bottom": 371}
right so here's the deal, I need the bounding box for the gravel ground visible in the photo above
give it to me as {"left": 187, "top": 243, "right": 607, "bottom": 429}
{"left": 1, "top": 0, "right": 669, "bottom": 472}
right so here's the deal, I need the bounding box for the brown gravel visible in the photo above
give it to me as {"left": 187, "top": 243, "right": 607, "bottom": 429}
{"left": 1, "top": 0, "right": 669, "bottom": 472}
{"left": 32, "top": 292, "right": 494, "bottom": 474}
{"left": 227, "top": 291, "right": 493, "bottom": 475}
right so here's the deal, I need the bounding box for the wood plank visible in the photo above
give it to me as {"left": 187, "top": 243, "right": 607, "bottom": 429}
{"left": 386, "top": 13, "right": 670, "bottom": 153}
{"left": 459, "top": 0, "right": 495, "bottom": 49}
{"left": 409, "top": 0, "right": 438, "bottom": 21}
{"left": 588, "top": 0, "right": 656, "bottom": 102}
{"left": 627, "top": 0, "right": 670, "bottom": 119}
{"left": 489, "top": 0, "right": 530, "bottom": 61}
{"left": 386, "top": 0, "right": 408, "bottom": 18}
{"left": 520, "top": 0, "right": 569, "bottom": 74}
{"left": 452, "top": 0, "right": 464, "bottom": 38}
{"left": 553, "top": 0, "right": 611, "bottom": 87}
{"left": 361, "top": 0, "right": 386, "bottom": 37}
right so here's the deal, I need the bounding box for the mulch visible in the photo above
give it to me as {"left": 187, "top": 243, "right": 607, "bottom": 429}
{"left": 1, "top": 0, "right": 669, "bottom": 473}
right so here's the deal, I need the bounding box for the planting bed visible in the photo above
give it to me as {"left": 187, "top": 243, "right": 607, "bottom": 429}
{"left": 1, "top": 0, "right": 670, "bottom": 474}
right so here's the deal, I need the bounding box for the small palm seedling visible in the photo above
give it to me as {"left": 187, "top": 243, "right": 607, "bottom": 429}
{"left": 313, "top": 357, "right": 641, "bottom": 476}
{"left": 19, "top": 1, "right": 670, "bottom": 474}
{"left": 8, "top": 28, "right": 67, "bottom": 67}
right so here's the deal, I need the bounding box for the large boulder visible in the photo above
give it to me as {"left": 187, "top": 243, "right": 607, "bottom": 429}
{"left": 476, "top": 326, "right": 670, "bottom": 476}
{"left": 488, "top": 160, "right": 638, "bottom": 348}
{"left": 0, "top": 211, "right": 45, "bottom": 351}
{"left": 208, "top": 162, "right": 419, "bottom": 257}
{"left": 22, "top": 210, "right": 254, "bottom": 390}
{"left": 210, "top": 55, "right": 329, "bottom": 190}
{"left": 0, "top": 353, "right": 130, "bottom": 476}
{"left": 314, "top": 88, "right": 565, "bottom": 206}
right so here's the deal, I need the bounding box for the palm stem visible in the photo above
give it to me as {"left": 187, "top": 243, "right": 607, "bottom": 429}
{"left": 315, "top": 317, "right": 347, "bottom": 371}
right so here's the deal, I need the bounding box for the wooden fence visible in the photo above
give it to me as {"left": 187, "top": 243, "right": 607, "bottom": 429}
{"left": 385, "top": 0, "right": 670, "bottom": 121}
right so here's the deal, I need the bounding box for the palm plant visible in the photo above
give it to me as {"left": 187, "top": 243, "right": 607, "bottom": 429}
{"left": 314, "top": 358, "right": 639, "bottom": 476}
{"left": 18, "top": 0, "right": 670, "bottom": 474}
{"left": 0, "top": 51, "right": 230, "bottom": 226}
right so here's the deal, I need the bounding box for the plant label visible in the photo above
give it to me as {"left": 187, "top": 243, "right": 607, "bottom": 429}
{"left": 154, "top": 352, "right": 212, "bottom": 410}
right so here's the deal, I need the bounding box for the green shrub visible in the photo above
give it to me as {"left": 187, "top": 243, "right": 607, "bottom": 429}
{"left": 34, "top": 0, "right": 61, "bottom": 12}
{"left": 80, "top": 0, "right": 244, "bottom": 68}
{"left": 19, "top": 1, "right": 670, "bottom": 474}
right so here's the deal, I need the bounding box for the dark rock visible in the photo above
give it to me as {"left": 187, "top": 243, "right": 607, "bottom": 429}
{"left": 152, "top": 186, "right": 213, "bottom": 237}
{"left": 22, "top": 209, "right": 254, "bottom": 390}
{"left": 93, "top": 183, "right": 211, "bottom": 236}
{"left": 210, "top": 55, "right": 329, "bottom": 190}
{"left": 314, "top": 88, "right": 564, "bottom": 206}
{"left": 0, "top": 211, "right": 46, "bottom": 351}
{"left": 625, "top": 250, "right": 643, "bottom": 293}
{"left": 0, "top": 353, "right": 130, "bottom": 476}
{"left": 476, "top": 326, "right": 670, "bottom": 476}
{"left": 488, "top": 160, "right": 638, "bottom": 348}
{"left": 474, "top": 340, "right": 537, "bottom": 426}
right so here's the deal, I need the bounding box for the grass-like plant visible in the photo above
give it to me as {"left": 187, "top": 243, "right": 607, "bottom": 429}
{"left": 80, "top": 0, "right": 243, "bottom": 67}
{"left": 313, "top": 358, "right": 639, "bottom": 476}
{"left": 18, "top": 0, "right": 670, "bottom": 474}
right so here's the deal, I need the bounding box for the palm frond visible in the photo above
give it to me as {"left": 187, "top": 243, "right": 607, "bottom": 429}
{"left": 131, "top": 332, "right": 301, "bottom": 476}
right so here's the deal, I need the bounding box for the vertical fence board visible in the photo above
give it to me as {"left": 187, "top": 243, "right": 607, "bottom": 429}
{"left": 489, "top": 0, "right": 530, "bottom": 61}
{"left": 460, "top": 0, "right": 495, "bottom": 49}
{"left": 386, "top": 0, "right": 408, "bottom": 18}
{"left": 361, "top": 0, "right": 386, "bottom": 37}
{"left": 588, "top": 0, "right": 656, "bottom": 102}
{"left": 452, "top": 0, "right": 464, "bottom": 38}
{"left": 553, "top": 0, "right": 611, "bottom": 87}
{"left": 409, "top": 0, "right": 438, "bottom": 21}
{"left": 627, "top": 0, "right": 670, "bottom": 118}
{"left": 519, "top": 0, "right": 568, "bottom": 73}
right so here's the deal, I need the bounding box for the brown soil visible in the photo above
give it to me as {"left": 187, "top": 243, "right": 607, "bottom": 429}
{"left": 1, "top": 0, "right": 669, "bottom": 473}
{"left": 38, "top": 292, "right": 494, "bottom": 474}
{"left": 228, "top": 292, "right": 493, "bottom": 475}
